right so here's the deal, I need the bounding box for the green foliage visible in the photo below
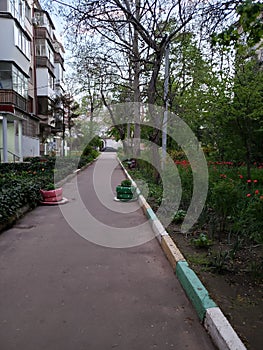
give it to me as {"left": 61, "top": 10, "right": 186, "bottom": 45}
{"left": 191, "top": 233, "right": 212, "bottom": 249}
{"left": 0, "top": 177, "right": 42, "bottom": 224}
{"left": 212, "top": 0, "right": 263, "bottom": 48}
{"left": 127, "top": 159, "right": 263, "bottom": 246}
{"left": 42, "top": 183, "right": 56, "bottom": 190}
{"left": 173, "top": 209, "right": 186, "bottom": 224}
{"left": 121, "top": 179, "right": 132, "bottom": 187}
{"left": 0, "top": 154, "right": 99, "bottom": 226}
{"left": 210, "top": 180, "right": 239, "bottom": 222}
{"left": 209, "top": 249, "right": 230, "bottom": 274}
{"left": 80, "top": 144, "right": 99, "bottom": 168}
{"left": 79, "top": 145, "right": 99, "bottom": 168}
{"left": 89, "top": 136, "right": 104, "bottom": 149}
{"left": 233, "top": 196, "right": 263, "bottom": 244}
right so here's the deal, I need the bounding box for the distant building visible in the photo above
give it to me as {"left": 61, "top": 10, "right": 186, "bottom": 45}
{"left": 0, "top": 0, "right": 66, "bottom": 162}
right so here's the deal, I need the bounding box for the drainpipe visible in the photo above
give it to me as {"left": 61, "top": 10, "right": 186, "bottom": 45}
{"left": 18, "top": 120, "right": 23, "bottom": 161}
{"left": 2, "top": 115, "right": 8, "bottom": 162}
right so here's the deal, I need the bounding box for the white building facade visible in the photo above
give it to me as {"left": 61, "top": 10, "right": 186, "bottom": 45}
{"left": 0, "top": 0, "right": 65, "bottom": 162}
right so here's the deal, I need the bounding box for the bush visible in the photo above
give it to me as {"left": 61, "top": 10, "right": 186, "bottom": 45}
{"left": 0, "top": 153, "right": 99, "bottom": 227}
{"left": 0, "top": 178, "right": 42, "bottom": 223}
{"left": 234, "top": 196, "right": 263, "bottom": 244}
{"left": 121, "top": 179, "right": 132, "bottom": 187}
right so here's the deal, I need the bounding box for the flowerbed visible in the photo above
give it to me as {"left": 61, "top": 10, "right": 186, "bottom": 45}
{"left": 0, "top": 152, "right": 99, "bottom": 228}
{"left": 125, "top": 158, "right": 263, "bottom": 349}
{"left": 126, "top": 157, "right": 263, "bottom": 282}
{"left": 127, "top": 158, "right": 263, "bottom": 246}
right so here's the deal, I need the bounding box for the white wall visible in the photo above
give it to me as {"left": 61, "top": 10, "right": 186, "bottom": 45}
{"left": 15, "top": 135, "right": 40, "bottom": 158}
{"left": 36, "top": 68, "right": 54, "bottom": 97}
{"left": 0, "top": 18, "right": 30, "bottom": 74}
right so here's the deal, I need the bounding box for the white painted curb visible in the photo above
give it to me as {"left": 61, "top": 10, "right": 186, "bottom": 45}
{"left": 151, "top": 219, "right": 168, "bottom": 243}
{"left": 117, "top": 157, "right": 247, "bottom": 350}
{"left": 204, "top": 307, "right": 247, "bottom": 350}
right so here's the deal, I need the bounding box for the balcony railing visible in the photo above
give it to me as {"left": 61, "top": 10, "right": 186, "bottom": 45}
{"left": 0, "top": 148, "right": 20, "bottom": 163}
{"left": 36, "top": 56, "right": 54, "bottom": 72}
{"left": 35, "top": 27, "right": 53, "bottom": 42}
{"left": 54, "top": 52, "right": 64, "bottom": 66}
{"left": 0, "top": 90, "right": 27, "bottom": 112}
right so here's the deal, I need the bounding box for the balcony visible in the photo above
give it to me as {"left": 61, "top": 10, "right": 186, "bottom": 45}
{"left": 54, "top": 52, "right": 64, "bottom": 66}
{"left": 0, "top": 90, "right": 27, "bottom": 113}
{"left": 36, "top": 56, "right": 54, "bottom": 73}
{"left": 35, "top": 27, "right": 53, "bottom": 43}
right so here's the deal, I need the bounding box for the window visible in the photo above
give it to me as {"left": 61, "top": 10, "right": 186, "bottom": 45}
{"left": 19, "top": 0, "right": 23, "bottom": 17}
{"left": 47, "top": 45, "right": 54, "bottom": 64}
{"left": 29, "top": 67, "right": 33, "bottom": 84}
{"left": 8, "top": 0, "right": 16, "bottom": 17}
{"left": 38, "top": 96, "right": 49, "bottom": 115}
{"left": 0, "top": 62, "right": 28, "bottom": 97}
{"left": 8, "top": 0, "right": 25, "bottom": 24}
{"left": 36, "top": 39, "right": 46, "bottom": 56}
{"left": 35, "top": 12, "right": 45, "bottom": 26}
{"left": 12, "top": 66, "right": 28, "bottom": 98}
{"left": 0, "top": 62, "right": 12, "bottom": 89}
{"left": 14, "top": 25, "right": 31, "bottom": 58}
{"left": 36, "top": 39, "right": 54, "bottom": 65}
{"left": 48, "top": 72, "right": 54, "bottom": 90}
{"left": 25, "top": 1, "right": 31, "bottom": 21}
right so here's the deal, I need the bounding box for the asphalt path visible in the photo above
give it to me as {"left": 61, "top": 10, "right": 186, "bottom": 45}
{"left": 0, "top": 153, "right": 215, "bottom": 350}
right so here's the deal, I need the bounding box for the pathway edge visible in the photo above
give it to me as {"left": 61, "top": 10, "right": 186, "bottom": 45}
{"left": 117, "top": 156, "right": 247, "bottom": 350}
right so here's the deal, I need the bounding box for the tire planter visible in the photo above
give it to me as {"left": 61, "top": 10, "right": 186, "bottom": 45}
{"left": 116, "top": 185, "right": 137, "bottom": 201}
{"left": 40, "top": 187, "right": 63, "bottom": 203}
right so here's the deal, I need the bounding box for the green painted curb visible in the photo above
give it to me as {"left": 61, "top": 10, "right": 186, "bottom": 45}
{"left": 176, "top": 261, "right": 217, "bottom": 321}
{"left": 146, "top": 208, "right": 157, "bottom": 221}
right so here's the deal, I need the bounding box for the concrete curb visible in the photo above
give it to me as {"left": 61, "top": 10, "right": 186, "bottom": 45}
{"left": 204, "top": 307, "right": 247, "bottom": 350}
{"left": 176, "top": 261, "right": 217, "bottom": 321}
{"left": 117, "top": 157, "right": 247, "bottom": 350}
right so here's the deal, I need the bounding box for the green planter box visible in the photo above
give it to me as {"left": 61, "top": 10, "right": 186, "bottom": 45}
{"left": 116, "top": 186, "right": 137, "bottom": 201}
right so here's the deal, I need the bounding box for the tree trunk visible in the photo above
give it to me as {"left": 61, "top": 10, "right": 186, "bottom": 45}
{"left": 132, "top": 0, "right": 141, "bottom": 158}
{"left": 147, "top": 50, "right": 165, "bottom": 183}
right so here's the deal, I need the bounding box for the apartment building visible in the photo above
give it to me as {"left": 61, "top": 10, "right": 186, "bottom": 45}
{"left": 34, "top": 3, "right": 65, "bottom": 155}
{"left": 0, "top": 0, "right": 65, "bottom": 162}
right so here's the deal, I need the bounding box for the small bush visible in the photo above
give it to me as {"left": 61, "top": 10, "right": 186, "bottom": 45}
{"left": 191, "top": 233, "right": 212, "bottom": 248}
{"left": 173, "top": 209, "right": 186, "bottom": 224}
{"left": 121, "top": 179, "right": 132, "bottom": 187}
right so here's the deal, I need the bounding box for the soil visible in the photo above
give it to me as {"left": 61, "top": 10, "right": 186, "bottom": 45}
{"left": 167, "top": 223, "right": 263, "bottom": 350}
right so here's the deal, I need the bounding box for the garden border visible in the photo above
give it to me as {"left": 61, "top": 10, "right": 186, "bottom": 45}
{"left": 0, "top": 158, "right": 97, "bottom": 234}
{"left": 118, "top": 157, "right": 247, "bottom": 350}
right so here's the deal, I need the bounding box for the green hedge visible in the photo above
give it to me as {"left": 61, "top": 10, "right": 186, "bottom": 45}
{"left": 0, "top": 152, "right": 99, "bottom": 226}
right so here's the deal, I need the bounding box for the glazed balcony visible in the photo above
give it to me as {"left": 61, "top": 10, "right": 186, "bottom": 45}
{"left": 36, "top": 56, "right": 54, "bottom": 73}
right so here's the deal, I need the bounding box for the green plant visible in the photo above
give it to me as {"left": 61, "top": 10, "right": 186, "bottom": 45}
{"left": 187, "top": 253, "right": 210, "bottom": 268}
{"left": 173, "top": 209, "right": 187, "bottom": 224}
{"left": 121, "top": 179, "right": 132, "bottom": 187}
{"left": 0, "top": 155, "right": 99, "bottom": 228}
{"left": 209, "top": 249, "right": 230, "bottom": 273}
{"left": 191, "top": 233, "right": 213, "bottom": 248}
{"left": 42, "top": 183, "right": 56, "bottom": 190}
{"left": 210, "top": 180, "right": 239, "bottom": 239}
{"left": 233, "top": 196, "right": 263, "bottom": 244}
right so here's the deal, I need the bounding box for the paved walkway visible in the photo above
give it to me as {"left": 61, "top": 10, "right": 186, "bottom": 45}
{"left": 0, "top": 153, "right": 215, "bottom": 350}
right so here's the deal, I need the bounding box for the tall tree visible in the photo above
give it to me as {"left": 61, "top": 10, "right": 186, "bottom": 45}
{"left": 45, "top": 0, "right": 254, "bottom": 177}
